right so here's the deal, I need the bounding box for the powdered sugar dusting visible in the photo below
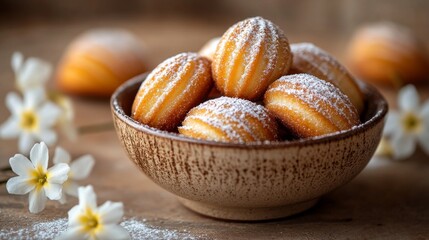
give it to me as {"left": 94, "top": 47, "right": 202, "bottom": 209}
{"left": 268, "top": 74, "right": 357, "bottom": 126}
{"left": 182, "top": 97, "right": 275, "bottom": 142}
{"left": 145, "top": 53, "right": 196, "bottom": 117}
{"left": 216, "top": 17, "right": 287, "bottom": 98}
{"left": 0, "top": 218, "right": 201, "bottom": 240}
{"left": 239, "top": 17, "right": 281, "bottom": 84}
{"left": 291, "top": 43, "right": 347, "bottom": 85}
{"left": 133, "top": 52, "right": 208, "bottom": 119}
{"left": 263, "top": 19, "right": 281, "bottom": 76}
{"left": 223, "top": 18, "right": 256, "bottom": 91}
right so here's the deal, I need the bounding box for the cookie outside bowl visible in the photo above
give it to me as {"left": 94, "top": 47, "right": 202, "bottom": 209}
{"left": 111, "top": 73, "right": 388, "bottom": 221}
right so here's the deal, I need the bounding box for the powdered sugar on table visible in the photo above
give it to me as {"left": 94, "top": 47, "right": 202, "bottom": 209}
{"left": 0, "top": 218, "right": 202, "bottom": 240}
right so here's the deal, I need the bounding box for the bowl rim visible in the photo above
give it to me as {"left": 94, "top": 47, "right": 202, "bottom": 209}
{"left": 111, "top": 72, "right": 388, "bottom": 149}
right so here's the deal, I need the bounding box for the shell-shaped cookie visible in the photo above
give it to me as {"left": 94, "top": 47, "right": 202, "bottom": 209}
{"left": 56, "top": 29, "right": 148, "bottom": 97}
{"left": 264, "top": 74, "right": 360, "bottom": 138}
{"left": 212, "top": 17, "right": 292, "bottom": 101}
{"left": 179, "top": 97, "right": 279, "bottom": 143}
{"left": 290, "top": 43, "right": 364, "bottom": 113}
{"left": 198, "top": 37, "right": 220, "bottom": 61}
{"left": 132, "top": 52, "right": 212, "bottom": 131}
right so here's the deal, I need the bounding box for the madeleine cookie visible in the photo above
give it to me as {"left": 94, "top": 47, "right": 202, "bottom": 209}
{"left": 290, "top": 43, "right": 364, "bottom": 113}
{"left": 132, "top": 52, "right": 212, "bottom": 131}
{"left": 346, "top": 22, "right": 429, "bottom": 86}
{"left": 212, "top": 17, "right": 292, "bottom": 101}
{"left": 179, "top": 97, "right": 279, "bottom": 143}
{"left": 198, "top": 37, "right": 220, "bottom": 61}
{"left": 56, "top": 29, "right": 148, "bottom": 97}
{"left": 264, "top": 74, "right": 360, "bottom": 138}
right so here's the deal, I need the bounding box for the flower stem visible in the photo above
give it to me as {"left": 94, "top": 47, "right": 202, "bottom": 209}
{"left": 78, "top": 122, "right": 114, "bottom": 134}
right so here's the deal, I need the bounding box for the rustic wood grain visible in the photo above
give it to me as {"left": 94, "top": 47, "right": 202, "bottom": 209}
{"left": 0, "top": 17, "right": 429, "bottom": 239}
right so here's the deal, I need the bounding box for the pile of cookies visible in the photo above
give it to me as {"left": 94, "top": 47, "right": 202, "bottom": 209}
{"left": 131, "top": 17, "right": 363, "bottom": 143}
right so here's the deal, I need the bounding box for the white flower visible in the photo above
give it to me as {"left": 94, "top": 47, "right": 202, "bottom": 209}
{"left": 0, "top": 88, "right": 62, "bottom": 154}
{"left": 53, "top": 147, "right": 95, "bottom": 203}
{"left": 6, "top": 142, "right": 70, "bottom": 213}
{"left": 59, "top": 185, "right": 130, "bottom": 240}
{"left": 48, "top": 91, "right": 78, "bottom": 141}
{"left": 12, "top": 52, "right": 52, "bottom": 92}
{"left": 374, "top": 136, "right": 394, "bottom": 158}
{"left": 384, "top": 85, "right": 429, "bottom": 160}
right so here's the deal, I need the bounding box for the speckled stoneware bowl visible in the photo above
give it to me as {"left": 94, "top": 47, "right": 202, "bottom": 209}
{"left": 111, "top": 73, "right": 388, "bottom": 221}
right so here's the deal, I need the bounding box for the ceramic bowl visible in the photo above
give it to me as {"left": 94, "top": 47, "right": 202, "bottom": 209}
{"left": 111, "top": 73, "right": 388, "bottom": 221}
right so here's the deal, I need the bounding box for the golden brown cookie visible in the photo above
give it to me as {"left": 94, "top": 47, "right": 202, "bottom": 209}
{"left": 212, "top": 17, "right": 292, "bottom": 101}
{"left": 56, "top": 29, "right": 148, "bottom": 97}
{"left": 290, "top": 43, "right": 364, "bottom": 113}
{"left": 179, "top": 97, "right": 279, "bottom": 143}
{"left": 132, "top": 52, "right": 212, "bottom": 131}
{"left": 346, "top": 22, "right": 429, "bottom": 87}
{"left": 198, "top": 37, "right": 220, "bottom": 61}
{"left": 264, "top": 74, "right": 360, "bottom": 138}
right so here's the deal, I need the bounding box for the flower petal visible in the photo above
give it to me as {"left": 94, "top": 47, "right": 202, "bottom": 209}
{"left": 30, "top": 142, "right": 49, "bottom": 170}
{"left": 421, "top": 99, "right": 429, "bottom": 120}
{"left": 398, "top": 85, "right": 419, "bottom": 112}
{"left": 19, "top": 57, "right": 51, "bottom": 90}
{"left": 37, "top": 129, "right": 57, "bottom": 146}
{"left": 0, "top": 117, "right": 21, "bottom": 139}
{"left": 390, "top": 133, "right": 417, "bottom": 160}
{"left": 53, "top": 147, "right": 71, "bottom": 164}
{"left": 6, "top": 176, "right": 35, "bottom": 194}
{"left": 70, "top": 155, "right": 95, "bottom": 180}
{"left": 47, "top": 163, "right": 70, "bottom": 184}
{"left": 64, "top": 181, "right": 79, "bottom": 197}
{"left": 95, "top": 224, "right": 130, "bottom": 240}
{"left": 44, "top": 183, "right": 63, "bottom": 200}
{"left": 23, "top": 88, "right": 45, "bottom": 109}
{"left": 58, "top": 192, "right": 67, "bottom": 204}
{"left": 417, "top": 128, "right": 429, "bottom": 155}
{"left": 6, "top": 92, "right": 23, "bottom": 115}
{"left": 67, "top": 205, "right": 83, "bottom": 228}
{"left": 19, "top": 133, "right": 35, "bottom": 154}
{"left": 12, "top": 52, "right": 23, "bottom": 74}
{"left": 58, "top": 226, "right": 88, "bottom": 240}
{"left": 98, "top": 201, "right": 124, "bottom": 225}
{"left": 37, "top": 102, "right": 62, "bottom": 128}
{"left": 78, "top": 185, "right": 97, "bottom": 209}
{"left": 383, "top": 111, "right": 400, "bottom": 136}
{"left": 29, "top": 188, "right": 47, "bottom": 213}
{"left": 9, "top": 153, "right": 33, "bottom": 176}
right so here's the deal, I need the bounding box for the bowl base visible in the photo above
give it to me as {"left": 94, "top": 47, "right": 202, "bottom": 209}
{"left": 179, "top": 198, "right": 318, "bottom": 221}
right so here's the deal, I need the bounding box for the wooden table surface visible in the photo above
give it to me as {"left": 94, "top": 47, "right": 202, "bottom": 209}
{"left": 0, "top": 17, "right": 429, "bottom": 239}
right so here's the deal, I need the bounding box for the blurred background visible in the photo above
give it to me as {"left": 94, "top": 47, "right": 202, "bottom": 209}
{"left": 1, "top": 1, "right": 429, "bottom": 236}
{"left": 0, "top": 0, "right": 428, "bottom": 96}
{"left": 1, "top": 0, "right": 428, "bottom": 64}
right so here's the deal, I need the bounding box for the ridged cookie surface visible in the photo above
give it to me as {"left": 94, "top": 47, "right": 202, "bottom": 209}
{"left": 212, "top": 17, "right": 292, "bottom": 101}
{"left": 290, "top": 43, "right": 364, "bottom": 113}
{"left": 132, "top": 52, "right": 212, "bottom": 131}
{"left": 179, "top": 97, "right": 279, "bottom": 143}
{"left": 264, "top": 74, "right": 360, "bottom": 138}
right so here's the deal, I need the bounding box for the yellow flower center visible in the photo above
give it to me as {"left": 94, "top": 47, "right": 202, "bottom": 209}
{"left": 375, "top": 137, "right": 394, "bottom": 157}
{"left": 20, "top": 111, "right": 38, "bottom": 131}
{"left": 48, "top": 91, "right": 66, "bottom": 107}
{"left": 48, "top": 90, "right": 72, "bottom": 121}
{"left": 30, "top": 166, "right": 48, "bottom": 188}
{"left": 80, "top": 208, "right": 101, "bottom": 232}
{"left": 402, "top": 112, "right": 422, "bottom": 133}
